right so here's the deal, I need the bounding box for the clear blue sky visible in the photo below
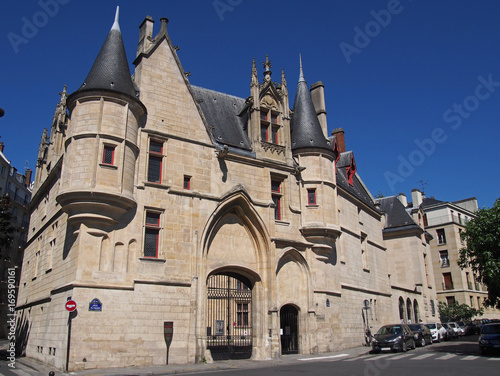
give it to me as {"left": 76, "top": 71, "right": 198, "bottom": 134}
{"left": 1, "top": 0, "right": 499, "bottom": 208}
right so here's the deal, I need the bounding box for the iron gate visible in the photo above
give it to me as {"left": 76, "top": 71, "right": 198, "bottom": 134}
{"left": 280, "top": 304, "right": 298, "bottom": 354}
{"left": 206, "top": 274, "right": 252, "bottom": 360}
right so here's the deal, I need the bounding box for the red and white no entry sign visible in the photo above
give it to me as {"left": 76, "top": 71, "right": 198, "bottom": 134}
{"left": 65, "top": 300, "right": 77, "bottom": 312}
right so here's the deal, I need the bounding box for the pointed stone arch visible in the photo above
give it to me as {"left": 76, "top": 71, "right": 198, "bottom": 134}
{"left": 201, "top": 188, "right": 270, "bottom": 272}
{"left": 275, "top": 248, "right": 312, "bottom": 311}
{"left": 198, "top": 189, "right": 271, "bottom": 361}
{"left": 275, "top": 248, "right": 313, "bottom": 356}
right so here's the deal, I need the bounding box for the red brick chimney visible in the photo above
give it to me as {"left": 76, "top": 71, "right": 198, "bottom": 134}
{"left": 0, "top": 142, "right": 4, "bottom": 153}
{"left": 331, "top": 128, "right": 345, "bottom": 153}
{"left": 25, "top": 169, "right": 32, "bottom": 187}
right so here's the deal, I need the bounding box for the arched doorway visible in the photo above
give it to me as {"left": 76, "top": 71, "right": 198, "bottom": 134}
{"left": 280, "top": 304, "right": 299, "bottom": 354}
{"left": 206, "top": 273, "right": 253, "bottom": 360}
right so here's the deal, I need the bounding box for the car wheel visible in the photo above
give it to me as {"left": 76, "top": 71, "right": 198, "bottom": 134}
{"left": 411, "top": 339, "right": 416, "bottom": 350}
{"left": 437, "top": 334, "right": 441, "bottom": 342}
{"left": 421, "top": 337, "right": 426, "bottom": 347}
{"left": 402, "top": 341, "right": 408, "bottom": 352}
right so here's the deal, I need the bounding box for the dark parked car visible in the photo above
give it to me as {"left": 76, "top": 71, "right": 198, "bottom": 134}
{"left": 408, "top": 324, "right": 433, "bottom": 347}
{"left": 441, "top": 323, "right": 457, "bottom": 339}
{"left": 479, "top": 323, "right": 500, "bottom": 355}
{"left": 371, "top": 324, "right": 416, "bottom": 353}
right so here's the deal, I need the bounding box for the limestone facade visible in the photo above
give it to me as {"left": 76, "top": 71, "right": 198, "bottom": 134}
{"left": 17, "top": 13, "right": 440, "bottom": 371}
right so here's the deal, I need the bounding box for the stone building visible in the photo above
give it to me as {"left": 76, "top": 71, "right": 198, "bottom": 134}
{"left": 408, "top": 189, "right": 500, "bottom": 320}
{"left": 0, "top": 143, "right": 31, "bottom": 339}
{"left": 16, "top": 10, "right": 438, "bottom": 371}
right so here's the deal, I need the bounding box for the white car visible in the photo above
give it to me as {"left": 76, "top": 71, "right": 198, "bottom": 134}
{"left": 448, "top": 322, "right": 464, "bottom": 336}
{"left": 425, "top": 322, "right": 448, "bottom": 342}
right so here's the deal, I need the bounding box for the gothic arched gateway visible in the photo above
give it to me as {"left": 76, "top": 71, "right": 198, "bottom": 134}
{"left": 206, "top": 273, "right": 253, "bottom": 360}
{"left": 280, "top": 304, "right": 299, "bottom": 354}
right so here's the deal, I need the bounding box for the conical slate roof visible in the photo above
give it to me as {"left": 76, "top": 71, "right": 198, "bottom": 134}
{"left": 75, "top": 8, "right": 138, "bottom": 99}
{"left": 290, "top": 57, "right": 331, "bottom": 151}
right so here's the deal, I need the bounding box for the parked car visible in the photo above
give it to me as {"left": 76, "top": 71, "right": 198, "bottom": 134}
{"left": 456, "top": 321, "right": 471, "bottom": 335}
{"left": 448, "top": 322, "right": 464, "bottom": 336}
{"left": 463, "top": 321, "right": 477, "bottom": 336}
{"left": 479, "top": 323, "right": 500, "bottom": 355}
{"left": 371, "top": 324, "right": 416, "bottom": 353}
{"left": 408, "top": 324, "right": 433, "bottom": 347}
{"left": 474, "top": 318, "right": 491, "bottom": 334}
{"left": 425, "top": 323, "right": 447, "bottom": 342}
{"left": 441, "top": 323, "right": 457, "bottom": 339}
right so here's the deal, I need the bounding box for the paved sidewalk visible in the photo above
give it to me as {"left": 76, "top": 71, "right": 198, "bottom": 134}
{"left": 11, "top": 345, "right": 370, "bottom": 376}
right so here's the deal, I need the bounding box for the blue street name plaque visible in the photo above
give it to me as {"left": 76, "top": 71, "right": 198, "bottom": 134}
{"left": 89, "top": 298, "right": 102, "bottom": 311}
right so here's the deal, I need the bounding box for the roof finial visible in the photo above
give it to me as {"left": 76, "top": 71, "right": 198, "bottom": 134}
{"left": 111, "top": 6, "right": 120, "bottom": 32}
{"left": 298, "top": 53, "right": 305, "bottom": 83}
{"left": 262, "top": 54, "right": 272, "bottom": 81}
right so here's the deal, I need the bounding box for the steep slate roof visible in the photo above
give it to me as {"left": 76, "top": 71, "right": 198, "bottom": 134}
{"left": 290, "top": 60, "right": 331, "bottom": 152}
{"left": 73, "top": 8, "right": 138, "bottom": 99}
{"left": 421, "top": 197, "right": 445, "bottom": 207}
{"left": 377, "top": 196, "right": 418, "bottom": 229}
{"left": 191, "top": 86, "right": 252, "bottom": 151}
{"left": 336, "top": 152, "right": 377, "bottom": 211}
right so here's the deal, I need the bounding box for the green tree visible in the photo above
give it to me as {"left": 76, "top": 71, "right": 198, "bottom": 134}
{"left": 0, "top": 195, "right": 15, "bottom": 260}
{"left": 459, "top": 199, "right": 500, "bottom": 309}
{"left": 438, "top": 301, "right": 483, "bottom": 322}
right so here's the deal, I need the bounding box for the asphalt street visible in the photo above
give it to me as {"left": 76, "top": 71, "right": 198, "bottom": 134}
{"left": 0, "top": 335, "right": 498, "bottom": 376}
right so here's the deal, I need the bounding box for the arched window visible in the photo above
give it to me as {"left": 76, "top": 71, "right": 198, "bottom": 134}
{"left": 399, "top": 297, "right": 405, "bottom": 321}
{"left": 413, "top": 300, "right": 419, "bottom": 322}
{"left": 406, "top": 298, "right": 412, "bottom": 323}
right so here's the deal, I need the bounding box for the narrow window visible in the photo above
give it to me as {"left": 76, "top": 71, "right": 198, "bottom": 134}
{"left": 102, "top": 145, "right": 115, "bottom": 165}
{"left": 183, "top": 175, "right": 191, "bottom": 190}
{"left": 436, "top": 229, "right": 446, "bottom": 245}
{"left": 144, "top": 211, "right": 161, "bottom": 258}
{"left": 307, "top": 188, "right": 316, "bottom": 205}
{"left": 439, "top": 250, "right": 449, "bottom": 267}
{"left": 271, "top": 180, "right": 282, "bottom": 220}
{"left": 271, "top": 125, "right": 278, "bottom": 144}
{"left": 147, "top": 140, "right": 163, "bottom": 183}
{"left": 443, "top": 272, "right": 453, "bottom": 290}
{"left": 237, "top": 303, "right": 249, "bottom": 326}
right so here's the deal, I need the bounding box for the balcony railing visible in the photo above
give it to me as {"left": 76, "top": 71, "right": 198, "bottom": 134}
{"left": 427, "top": 214, "right": 470, "bottom": 227}
{"left": 440, "top": 259, "right": 450, "bottom": 268}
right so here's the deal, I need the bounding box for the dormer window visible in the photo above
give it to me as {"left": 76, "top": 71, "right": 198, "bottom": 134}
{"left": 260, "top": 108, "right": 280, "bottom": 144}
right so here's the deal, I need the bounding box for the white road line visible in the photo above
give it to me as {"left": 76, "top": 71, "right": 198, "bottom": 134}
{"left": 460, "top": 355, "right": 480, "bottom": 361}
{"left": 487, "top": 357, "right": 500, "bottom": 361}
{"left": 364, "top": 353, "right": 394, "bottom": 361}
{"left": 298, "top": 354, "right": 349, "bottom": 361}
{"left": 435, "top": 353, "right": 457, "bottom": 360}
{"left": 388, "top": 353, "right": 414, "bottom": 360}
{"left": 410, "top": 353, "right": 435, "bottom": 360}
{"left": 343, "top": 354, "right": 373, "bottom": 361}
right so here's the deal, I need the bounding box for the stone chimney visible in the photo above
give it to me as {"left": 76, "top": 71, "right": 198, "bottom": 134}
{"left": 331, "top": 128, "right": 345, "bottom": 153}
{"left": 398, "top": 193, "right": 408, "bottom": 207}
{"left": 25, "top": 169, "right": 32, "bottom": 187}
{"left": 310, "top": 81, "right": 327, "bottom": 138}
{"left": 412, "top": 188, "right": 423, "bottom": 207}
{"left": 0, "top": 142, "right": 4, "bottom": 153}
{"left": 136, "top": 15, "right": 154, "bottom": 57}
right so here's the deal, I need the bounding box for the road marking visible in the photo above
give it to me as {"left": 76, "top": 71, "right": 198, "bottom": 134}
{"left": 410, "top": 353, "right": 435, "bottom": 360}
{"left": 343, "top": 354, "right": 373, "bottom": 361}
{"left": 298, "top": 354, "right": 349, "bottom": 361}
{"left": 487, "top": 358, "right": 500, "bottom": 361}
{"left": 435, "top": 354, "right": 457, "bottom": 360}
{"left": 388, "top": 353, "right": 414, "bottom": 360}
{"left": 460, "top": 355, "right": 480, "bottom": 361}
{"left": 364, "top": 353, "right": 394, "bottom": 361}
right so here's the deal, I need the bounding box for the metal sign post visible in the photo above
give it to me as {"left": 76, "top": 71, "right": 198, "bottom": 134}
{"left": 164, "top": 321, "right": 173, "bottom": 365}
